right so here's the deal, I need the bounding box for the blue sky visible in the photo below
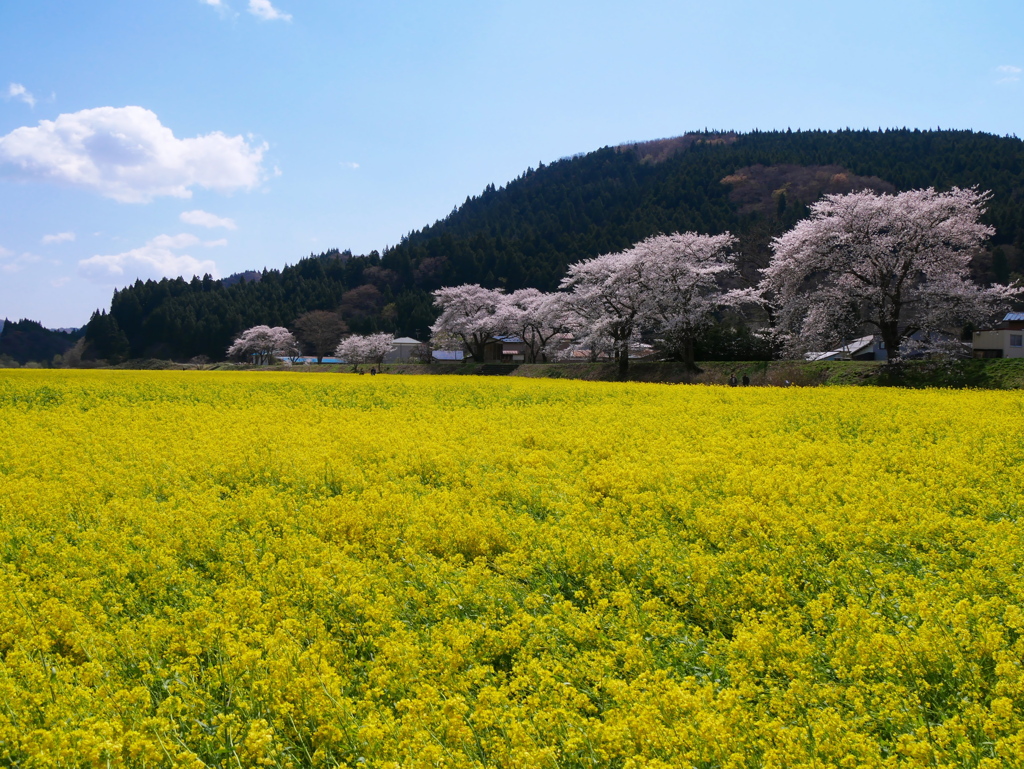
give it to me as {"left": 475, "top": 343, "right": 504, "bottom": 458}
{"left": 1, "top": 0, "right": 1021, "bottom": 328}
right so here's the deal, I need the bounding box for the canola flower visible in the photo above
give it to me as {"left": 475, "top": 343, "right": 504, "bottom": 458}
{"left": 0, "top": 370, "right": 1023, "bottom": 768}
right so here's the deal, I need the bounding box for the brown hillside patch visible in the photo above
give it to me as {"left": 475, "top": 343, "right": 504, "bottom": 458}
{"left": 616, "top": 133, "right": 739, "bottom": 164}
{"left": 721, "top": 164, "right": 895, "bottom": 214}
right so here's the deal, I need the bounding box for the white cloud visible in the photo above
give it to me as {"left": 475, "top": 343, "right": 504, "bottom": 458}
{"left": 78, "top": 233, "right": 220, "bottom": 284}
{"left": 6, "top": 83, "right": 35, "bottom": 108}
{"left": 249, "top": 0, "right": 291, "bottom": 22}
{"left": 341, "top": 161, "right": 360, "bottom": 169}
{"left": 996, "top": 65, "right": 1022, "bottom": 84}
{"left": 42, "top": 231, "right": 76, "bottom": 245}
{"left": 51, "top": 276, "right": 72, "bottom": 288}
{"left": 204, "top": 238, "right": 229, "bottom": 247}
{"left": 200, "top": 0, "right": 236, "bottom": 18}
{"left": 150, "top": 233, "right": 201, "bottom": 249}
{"left": 180, "top": 209, "right": 237, "bottom": 229}
{"left": 1, "top": 252, "right": 42, "bottom": 274}
{"left": 0, "top": 106, "right": 267, "bottom": 203}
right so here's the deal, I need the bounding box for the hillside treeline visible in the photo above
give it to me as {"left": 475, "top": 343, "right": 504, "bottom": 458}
{"left": 87, "top": 128, "right": 1024, "bottom": 362}
{"left": 0, "top": 319, "right": 82, "bottom": 367}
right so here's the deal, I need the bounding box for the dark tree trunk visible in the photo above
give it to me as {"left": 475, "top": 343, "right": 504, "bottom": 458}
{"left": 617, "top": 341, "right": 629, "bottom": 377}
{"left": 879, "top": 322, "right": 901, "bottom": 365}
{"left": 681, "top": 336, "right": 697, "bottom": 371}
{"left": 468, "top": 334, "right": 487, "bottom": 362}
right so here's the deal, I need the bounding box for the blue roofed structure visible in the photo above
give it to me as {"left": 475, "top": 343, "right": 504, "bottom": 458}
{"left": 432, "top": 350, "right": 464, "bottom": 362}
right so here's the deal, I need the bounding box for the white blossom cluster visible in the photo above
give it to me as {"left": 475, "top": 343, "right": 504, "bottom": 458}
{"left": 761, "top": 187, "right": 1020, "bottom": 358}
{"left": 430, "top": 285, "right": 567, "bottom": 363}
{"left": 334, "top": 332, "right": 395, "bottom": 367}
{"left": 226, "top": 325, "right": 298, "bottom": 364}
{"left": 431, "top": 232, "right": 750, "bottom": 369}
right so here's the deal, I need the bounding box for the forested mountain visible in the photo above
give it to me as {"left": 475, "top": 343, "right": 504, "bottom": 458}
{"left": 0, "top": 319, "right": 82, "bottom": 365}
{"left": 90, "top": 129, "right": 1024, "bottom": 362}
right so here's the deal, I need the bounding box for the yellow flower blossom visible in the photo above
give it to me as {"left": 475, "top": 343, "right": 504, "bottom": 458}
{"left": 1, "top": 370, "right": 1023, "bottom": 767}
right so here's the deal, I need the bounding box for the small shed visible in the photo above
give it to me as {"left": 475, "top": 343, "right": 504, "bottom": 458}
{"left": 384, "top": 337, "right": 422, "bottom": 363}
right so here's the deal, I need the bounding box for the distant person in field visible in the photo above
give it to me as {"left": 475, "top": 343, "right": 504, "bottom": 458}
{"left": 728, "top": 374, "right": 737, "bottom": 387}
{"left": 742, "top": 374, "right": 750, "bottom": 386}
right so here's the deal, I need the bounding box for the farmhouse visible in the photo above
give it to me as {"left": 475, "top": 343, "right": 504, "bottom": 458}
{"left": 972, "top": 313, "right": 1024, "bottom": 359}
{"left": 483, "top": 335, "right": 528, "bottom": 363}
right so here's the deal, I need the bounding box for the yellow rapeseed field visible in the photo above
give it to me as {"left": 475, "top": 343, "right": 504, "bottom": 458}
{"left": 1, "top": 370, "right": 1023, "bottom": 768}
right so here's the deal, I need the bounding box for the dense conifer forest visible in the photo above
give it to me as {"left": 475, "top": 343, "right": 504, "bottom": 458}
{"left": 75, "top": 128, "right": 1024, "bottom": 362}
{"left": 0, "top": 320, "right": 82, "bottom": 366}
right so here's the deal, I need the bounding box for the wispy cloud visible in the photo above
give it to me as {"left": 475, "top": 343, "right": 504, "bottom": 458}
{"left": 204, "top": 238, "right": 229, "bottom": 247}
{"left": 1, "top": 251, "right": 43, "bottom": 274}
{"left": 341, "top": 161, "right": 360, "bottom": 170}
{"left": 42, "top": 232, "right": 76, "bottom": 245}
{"left": 78, "top": 233, "right": 221, "bottom": 284}
{"left": 0, "top": 245, "right": 12, "bottom": 258}
{"left": 249, "top": 0, "right": 291, "bottom": 22}
{"left": 180, "top": 209, "right": 237, "bottom": 229}
{"left": 50, "top": 276, "right": 72, "bottom": 288}
{"left": 0, "top": 106, "right": 267, "bottom": 203}
{"left": 200, "top": 0, "right": 236, "bottom": 18}
{"left": 6, "top": 83, "right": 36, "bottom": 108}
{"left": 996, "top": 65, "right": 1022, "bottom": 84}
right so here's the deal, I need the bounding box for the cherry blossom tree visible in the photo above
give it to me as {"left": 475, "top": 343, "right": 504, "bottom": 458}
{"left": 560, "top": 231, "right": 748, "bottom": 374}
{"left": 633, "top": 232, "right": 755, "bottom": 368}
{"left": 494, "top": 289, "right": 567, "bottom": 363}
{"left": 560, "top": 250, "right": 650, "bottom": 376}
{"left": 761, "top": 187, "right": 1021, "bottom": 360}
{"left": 430, "top": 284, "right": 504, "bottom": 361}
{"left": 335, "top": 333, "right": 395, "bottom": 369}
{"left": 227, "top": 325, "right": 299, "bottom": 365}
{"left": 427, "top": 330, "right": 465, "bottom": 361}
{"left": 554, "top": 322, "right": 617, "bottom": 363}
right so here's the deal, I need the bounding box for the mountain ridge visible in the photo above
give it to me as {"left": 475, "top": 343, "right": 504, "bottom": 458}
{"left": 77, "top": 128, "right": 1024, "bottom": 362}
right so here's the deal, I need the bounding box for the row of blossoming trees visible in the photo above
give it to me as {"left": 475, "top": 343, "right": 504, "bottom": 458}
{"left": 226, "top": 187, "right": 1020, "bottom": 371}
{"left": 227, "top": 326, "right": 395, "bottom": 368}
{"left": 429, "top": 232, "right": 751, "bottom": 375}
{"left": 430, "top": 187, "right": 1021, "bottom": 373}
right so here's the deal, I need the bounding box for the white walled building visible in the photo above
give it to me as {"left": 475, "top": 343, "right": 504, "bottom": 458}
{"left": 972, "top": 313, "right": 1024, "bottom": 359}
